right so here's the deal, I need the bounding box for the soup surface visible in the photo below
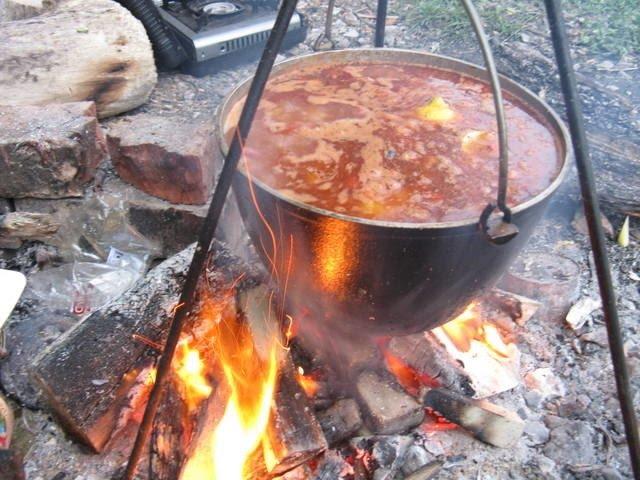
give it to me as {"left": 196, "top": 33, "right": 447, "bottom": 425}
{"left": 227, "top": 61, "right": 561, "bottom": 223}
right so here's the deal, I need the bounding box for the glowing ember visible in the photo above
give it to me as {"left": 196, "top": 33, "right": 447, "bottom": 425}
{"left": 296, "top": 366, "right": 320, "bottom": 397}
{"left": 383, "top": 351, "right": 439, "bottom": 396}
{"left": 181, "top": 298, "right": 279, "bottom": 480}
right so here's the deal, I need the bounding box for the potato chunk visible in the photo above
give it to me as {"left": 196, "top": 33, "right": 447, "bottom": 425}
{"left": 416, "top": 96, "right": 455, "bottom": 122}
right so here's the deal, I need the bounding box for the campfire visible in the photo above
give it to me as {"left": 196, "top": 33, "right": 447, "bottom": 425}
{"left": 29, "top": 240, "right": 541, "bottom": 480}
{"left": 2, "top": 0, "right": 637, "bottom": 478}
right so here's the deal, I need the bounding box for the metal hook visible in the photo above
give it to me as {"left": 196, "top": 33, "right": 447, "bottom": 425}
{"left": 459, "top": 0, "right": 518, "bottom": 244}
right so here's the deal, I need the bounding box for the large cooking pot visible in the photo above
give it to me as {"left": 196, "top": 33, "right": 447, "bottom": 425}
{"left": 218, "top": 49, "right": 570, "bottom": 336}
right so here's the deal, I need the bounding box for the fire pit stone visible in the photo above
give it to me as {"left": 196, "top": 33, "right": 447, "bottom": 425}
{"left": 317, "top": 398, "right": 363, "bottom": 446}
{"left": 106, "top": 113, "right": 219, "bottom": 205}
{"left": 355, "top": 370, "right": 425, "bottom": 435}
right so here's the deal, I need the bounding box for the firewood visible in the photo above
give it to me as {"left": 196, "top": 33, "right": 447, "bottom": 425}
{"left": 152, "top": 285, "right": 325, "bottom": 478}
{"left": 266, "top": 357, "right": 329, "bottom": 475}
{"left": 32, "top": 241, "right": 253, "bottom": 452}
{"left": 588, "top": 133, "right": 640, "bottom": 218}
{"left": 0, "top": 212, "right": 60, "bottom": 249}
{"left": 149, "top": 372, "right": 195, "bottom": 480}
{"left": 386, "top": 332, "right": 474, "bottom": 396}
{"left": 422, "top": 388, "right": 525, "bottom": 448}
{"left": 149, "top": 297, "right": 237, "bottom": 480}
{"left": 239, "top": 286, "right": 328, "bottom": 476}
{"left": 0, "top": 0, "right": 156, "bottom": 118}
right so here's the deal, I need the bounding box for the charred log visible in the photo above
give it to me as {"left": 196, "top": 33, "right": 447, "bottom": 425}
{"left": 239, "top": 286, "right": 328, "bottom": 476}
{"left": 32, "top": 242, "right": 254, "bottom": 452}
{"left": 386, "top": 333, "right": 474, "bottom": 396}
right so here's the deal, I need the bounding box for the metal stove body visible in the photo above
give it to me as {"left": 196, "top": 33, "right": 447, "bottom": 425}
{"left": 157, "top": 1, "right": 306, "bottom": 63}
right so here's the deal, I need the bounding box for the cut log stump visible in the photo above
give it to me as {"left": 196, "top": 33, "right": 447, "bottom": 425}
{"left": 106, "top": 114, "right": 219, "bottom": 205}
{"left": 0, "top": 0, "right": 157, "bottom": 118}
{"left": 0, "top": 102, "right": 107, "bottom": 199}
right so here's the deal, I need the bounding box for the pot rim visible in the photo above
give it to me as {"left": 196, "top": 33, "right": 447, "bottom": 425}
{"left": 218, "top": 48, "right": 572, "bottom": 230}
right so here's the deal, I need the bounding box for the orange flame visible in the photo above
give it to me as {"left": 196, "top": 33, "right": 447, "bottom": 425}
{"left": 296, "top": 366, "right": 320, "bottom": 397}
{"left": 436, "top": 303, "right": 511, "bottom": 359}
{"left": 181, "top": 299, "right": 279, "bottom": 480}
{"left": 174, "top": 340, "right": 213, "bottom": 412}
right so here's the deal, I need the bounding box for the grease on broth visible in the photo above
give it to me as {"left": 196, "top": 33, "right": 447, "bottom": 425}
{"left": 227, "top": 61, "right": 561, "bottom": 223}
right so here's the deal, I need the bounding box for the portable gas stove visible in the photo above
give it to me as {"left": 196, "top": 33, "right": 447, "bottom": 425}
{"left": 157, "top": 0, "right": 306, "bottom": 66}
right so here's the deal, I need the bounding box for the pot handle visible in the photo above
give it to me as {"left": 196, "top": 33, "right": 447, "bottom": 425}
{"left": 460, "top": 0, "right": 519, "bottom": 244}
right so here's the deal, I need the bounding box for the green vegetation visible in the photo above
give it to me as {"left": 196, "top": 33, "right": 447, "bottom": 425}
{"left": 565, "top": 0, "right": 640, "bottom": 57}
{"left": 405, "top": 0, "right": 640, "bottom": 57}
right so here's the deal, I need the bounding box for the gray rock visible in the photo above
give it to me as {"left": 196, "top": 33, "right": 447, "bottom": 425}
{"left": 373, "top": 468, "right": 394, "bottom": 480}
{"left": 356, "top": 371, "right": 425, "bottom": 435}
{"left": 343, "top": 28, "right": 359, "bottom": 39}
{"left": 0, "top": 199, "right": 10, "bottom": 215}
{"left": 524, "top": 420, "right": 550, "bottom": 446}
{"left": 543, "top": 421, "right": 596, "bottom": 465}
{"left": 318, "top": 398, "right": 363, "bottom": 446}
{"left": 557, "top": 394, "right": 592, "bottom": 418}
{"left": 524, "top": 390, "right": 544, "bottom": 410}
{"left": 535, "top": 455, "right": 558, "bottom": 478}
{"left": 601, "top": 466, "right": 623, "bottom": 480}
{"left": 400, "top": 445, "right": 434, "bottom": 476}
{"left": 371, "top": 435, "right": 411, "bottom": 469}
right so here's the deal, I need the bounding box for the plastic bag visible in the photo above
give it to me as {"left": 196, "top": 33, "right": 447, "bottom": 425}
{"left": 53, "top": 192, "right": 160, "bottom": 265}
{"left": 26, "top": 189, "right": 160, "bottom": 316}
{"left": 26, "top": 260, "right": 141, "bottom": 316}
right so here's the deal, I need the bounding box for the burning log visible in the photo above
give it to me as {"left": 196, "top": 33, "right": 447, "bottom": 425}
{"left": 0, "top": 0, "right": 157, "bottom": 118}
{"left": 422, "top": 388, "right": 525, "bottom": 448}
{"left": 385, "top": 332, "right": 474, "bottom": 396}
{"left": 32, "top": 241, "right": 251, "bottom": 452}
{"left": 150, "top": 375, "right": 193, "bottom": 480}
{"left": 239, "top": 286, "right": 328, "bottom": 476}
{"left": 266, "top": 357, "right": 328, "bottom": 475}
{"left": 151, "top": 285, "right": 326, "bottom": 478}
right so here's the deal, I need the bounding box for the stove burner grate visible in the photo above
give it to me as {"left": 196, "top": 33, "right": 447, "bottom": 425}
{"left": 201, "top": 1, "right": 244, "bottom": 17}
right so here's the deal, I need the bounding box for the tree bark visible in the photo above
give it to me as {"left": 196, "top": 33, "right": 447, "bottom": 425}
{"left": 0, "top": 0, "right": 157, "bottom": 118}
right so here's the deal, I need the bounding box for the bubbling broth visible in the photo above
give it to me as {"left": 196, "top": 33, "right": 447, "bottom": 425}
{"left": 226, "top": 61, "right": 561, "bottom": 223}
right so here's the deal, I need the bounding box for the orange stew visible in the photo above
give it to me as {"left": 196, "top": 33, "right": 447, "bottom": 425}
{"left": 227, "top": 62, "right": 561, "bottom": 223}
